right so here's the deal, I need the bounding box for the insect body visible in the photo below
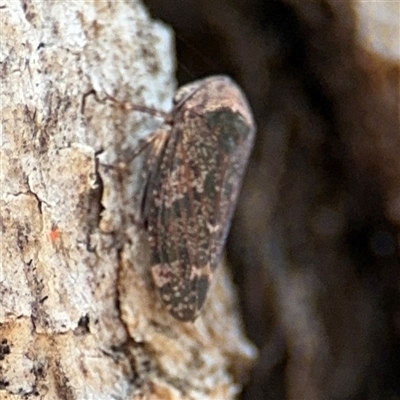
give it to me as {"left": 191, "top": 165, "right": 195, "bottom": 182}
{"left": 140, "top": 75, "right": 255, "bottom": 321}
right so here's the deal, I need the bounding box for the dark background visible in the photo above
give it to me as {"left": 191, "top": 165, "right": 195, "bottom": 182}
{"left": 143, "top": 1, "right": 400, "bottom": 398}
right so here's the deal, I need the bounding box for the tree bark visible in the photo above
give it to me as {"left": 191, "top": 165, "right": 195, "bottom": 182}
{"left": 0, "top": 1, "right": 256, "bottom": 399}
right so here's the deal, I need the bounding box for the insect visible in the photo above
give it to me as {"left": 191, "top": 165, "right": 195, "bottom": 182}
{"left": 127, "top": 75, "right": 255, "bottom": 321}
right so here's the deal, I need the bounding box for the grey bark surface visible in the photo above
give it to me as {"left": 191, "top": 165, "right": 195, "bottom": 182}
{"left": 0, "top": 1, "right": 256, "bottom": 399}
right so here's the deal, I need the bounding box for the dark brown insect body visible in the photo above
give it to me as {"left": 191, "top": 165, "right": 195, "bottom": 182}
{"left": 141, "top": 75, "right": 255, "bottom": 321}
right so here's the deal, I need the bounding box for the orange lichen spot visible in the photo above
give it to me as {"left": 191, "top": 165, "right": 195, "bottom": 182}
{"left": 49, "top": 226, "right": 61, "bottom": 242}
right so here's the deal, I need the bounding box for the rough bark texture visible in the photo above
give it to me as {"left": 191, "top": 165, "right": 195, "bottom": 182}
{"left": 143, "top": 0, "right": 400, "bottom": 399}
{"left": 0, "top": 1, "right": 256, "bottom": 399}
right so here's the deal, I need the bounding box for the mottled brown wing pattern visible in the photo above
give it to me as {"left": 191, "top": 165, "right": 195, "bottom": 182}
{"left": 143, "top": 76, "right": 255, "bottom": 321}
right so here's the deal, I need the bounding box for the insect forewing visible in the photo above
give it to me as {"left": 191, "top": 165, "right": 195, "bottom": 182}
{"left": 145, "top": 76, "right": 255, "bottom": 321}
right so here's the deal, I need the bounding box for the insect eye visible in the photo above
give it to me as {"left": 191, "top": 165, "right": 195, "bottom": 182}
{"left": 206, "top": 110, "right": 250, "bottom": 154}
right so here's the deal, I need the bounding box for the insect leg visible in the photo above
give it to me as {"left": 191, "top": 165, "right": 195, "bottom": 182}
{"left": 139, "top": 127, "right": 171, "bottom": 223}
{"left": 103, "top": 92, "right": 172, "bottom": 123}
